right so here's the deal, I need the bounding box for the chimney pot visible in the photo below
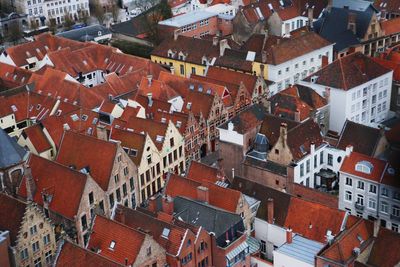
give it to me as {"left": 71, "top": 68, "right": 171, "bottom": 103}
{"left": 267, "top": 198, "right": 274, "bottom": 224}
{"left": 213, "top": 36, "right": 219, "bottom": 46}
{"left": 286, "top": 228, "right": 293, "bottom": 244}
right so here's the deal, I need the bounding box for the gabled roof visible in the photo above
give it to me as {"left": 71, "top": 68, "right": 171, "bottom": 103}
{"left": 367, "top": 227, "right": 400, "bottom": 267}
{"left": 374, "top": 0, "right": 400, "bottom": 14}
{"left": 88, "top": 215, "right": 146, "bottom": 265}
{"left": 18, "top": 154, "right": 87, "bottom": 220}
{"left": 55, "top": 241, "right": 123, "bottom": 267}
{"left": 0, "top": 128, "right": 27, "bottom": 168}
{"left": 380, "top": 17, "right": 400, "bottom": 36}
{"left": 268, "top": 85, "right": 328, "bottom": 122}
{"left": 56, "top": 131, "right": 117, "bottom": 191}
{"left": 109, "top": 127, "right": 146, "bottom": 166}
{"left": 56, "top": 24, "right": 111, "bottom": 42}
{"left": 284, "top": 197, "right": 347, "bottom": 243}
{"left": 186, "top": 161, "right": 224, "bottom": 183}
{"left": 337, "top": 120, "right": 383, "bottom": 156}
{"left": 0, "top": 62, "right": 33, "bottom": 90}
{"left": 259, "top": 114, "right": 299, "bottom": 146}
{"left": 138, "top": 77, "right": 179, "bottom": 102}
{"left": 340, "top": 152, "right": 388, "bottom": 183}
{"left": 219, "top": 104, "right": 267, "bottom": 134}
{"left": 0, "top": 193, "right": 27, "bottom": 245}
{"left": 214, "top": 49, "right": 253, "bottom": 73}
{"left": 303, "top": 52, "right": 391, "bottom": 90}
{"left": 22, "top": 123, "right": 52, "bottom": 153}
{"left": 113, "top": 205, "right": 186, "bottom": 256}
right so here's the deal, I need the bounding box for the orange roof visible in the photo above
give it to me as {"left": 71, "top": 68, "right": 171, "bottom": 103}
{"left": 88, "top": 216, "right": 146, "bottom": 265}
{"left": 165, "top": 173, "right": 201, "bottom": 199}
{"left": 18, "top": 154, "right": 87, "bottom": 220}
{"left": 284, "top": 197, "right": 346, "bottom": 243}
{"left": 109, "top": 127, "right": 146, "bottom": 166}
{"left": 381, "top": 17, "right": 400, "bottom": 36}
{"left": 56, "top": 131, "right": 117, "bottom": 191}
{"left": 22, "top": 123, "right": 52, "bottom": 153}
{"left": 138, "top": 77, "right": 179, "bottom": 102}
{"left": 367, "top": 227, "right": 400, "bottom": 267}
{"left": 186, "top": 161, "right": 223, "bottom": 183}
{"left": 56, "top": 241, "right": 123, "bottom": 267}
{"left": 320, "top": 219, "right": 373, "bottom": 264}
{"left": 340, "top": 152, "right": 388, "bottom": 183}
{"left": 0, "top": 63, "right": 33, "bottom": 89}
{"left": 372, "top": 57, "right": 400, "bottom": 81}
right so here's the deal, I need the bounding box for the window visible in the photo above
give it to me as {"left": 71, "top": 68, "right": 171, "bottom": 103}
{"left": 123, "top": 167, "right": 129, "bottom": 176}
{"left": 368, "top": 198, "right": 376, "bottom": 210}
{"left": 381, "top": 202, "right": 389, "bottom": 213}
{"left": 382, "top": 188, "right": 389, "bottom": 197}
{"left": 327, "top": 154, "right": 333, "bottom": 166}
{"left": 392, "top": 223, "right": 399, "bottom": 233}
{"left": 89, "top": 192, "right": 94, "bottom": 205}
{"left": 346, "top": 177, "right": 352, "bottom": 186}
{"left": 30, "top": 225, "right": 38, "bottom": 235}
{"left": 45, "top": 250, "right": 52, "bottom": 264}
{"left": 300, "top": 163, "right": 304, "bottom": 177}
{"left": 34, "top": 257, "right": 42, "bottom": 267}
{"left": 392, "top": 206, "right": 400, "bottom": 217}
{"left": 32, "top": 241, "right": 40, "bottom": 253}
{"left": 394, "top": 191, "right": 400, "bottom": 200}
{"left": 191, "top": 67, "right": 196, "bottom": 75}
{"left": 180, "top": 65, "right": 184, "bottom": 75}
{"left": 306, "top": 160, "right": 310, "bottom": 173}
{"left": 20, "top": 248, "right": 29, "bottom": 260}
{"left": 117, "top": 154, "right": 122, "bottom": 162}
{"left": 370, "top": 184, "right": 377, "bottom": 194}
{"left": 116, "top": 188, "right": 121, "bottom": 202}
{"left": 170, "top": 137, "right": 175, "bottom": 147}
{"left": 43, "top": 234, "right": 50, "bottom": 245}
{"left": 81, "top": 214, "right": 88, "bottom": 230}
{"left": 123, "top": 183, "right": 127, "bottom": 197}
{"left": 345, "top": 191, "right": 352, "bottom": 202}
{"left": 357, "top": 181, "right": 364, "bottom": 190}
{"left": 114, "top": 174, "right": 119, "bottom": 184}
{"left": 357, "top": 194, "right": 364, "bottom": 206}
{"left": 109, "top": 194, "right": 114, "bottom": 208}
{"left": 130, "top": 177, "right": 134, "bottom": 191}
{"left": 320, "top": 151, "right": 324, "bottom": 164}
{"left": 314, "top": 155, "right": 317, "bottom": 168}
{"left": 146, "top": 246, "right": 152, "bottom": 256}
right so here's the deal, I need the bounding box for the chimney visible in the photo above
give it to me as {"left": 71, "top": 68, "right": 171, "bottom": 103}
{"left": 25, "top": 165, "right": 36, "bottom": 201}
{"left": 96, "top": 124, "right": 108, "bottom": 141}
{"left": 261, "top": 50, "right": 267, "bottom": 64}
{"left": 231, "top": 168, "right": 235, "bottom": 178}
{"left": 345, "top": 145, "right": 353, "bottom": 156}
{"left": 321, "top": 55, "right": 329, "bottom": 68}
{"left": 173, "top": 29, "right": 180, "bottom": 41}
{"left": 219, "top": 39, "right": 229, "bottom": 56}
{"left": 170, "top": 66, "right": 175, "bottom": 74}
{"left": 323, "top": 87, "right": 330, "bottom": 103}
{"left": 373, "top": 219, "right": 380, "bottom": 238}
{"left": 294, "top": 109, "right": 301, "bottom": 122}
{"left": 162, "top": 196, "right": 174, "bottom": 215}
{"left": 125, "top": 258, "right": 129, "bottom": 266}
{"left": 148, "top": 196, "right": 157, "bottom": 213}
{"left": 213, "top": 36, "right": 219, "bottom": 46}
{"left": 347, "top": 13, "right": 357, "bottom": 35}
{"left": 310, "top": 142, "right": 315, "bottom": 155}
{"left": 267, "top": 198, "right": 274, "bottom": 224}
{"left": 280, "top": 123, "right": 288, "bottom": 146}
{"left": 196, "top": 186, "right": 209, "bottom": 203}
{"left": 114, "top": 205, "right": 125, "bottom": 224}
{"left": 307, "top": 7, "right": 314, "bottom": 28}
{"left": 147, "top": 93, "right": 153, "bottom": 107}
{"left": 147, "top": 75, "right": 153, "bottom": 86}
{"left": 286, "top": 228, "right": 293, "bottom": 244}
{"left": 286, "top": 163, "right": 295, "bottom": 193}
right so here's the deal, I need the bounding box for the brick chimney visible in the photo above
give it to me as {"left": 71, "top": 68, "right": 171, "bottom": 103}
{"left": 25, "top": 165, "right": 36, "bottom": 201}
{"left": 96, "top": 124, "right": 108, "bottom": 141}
{"left": 286, "top": 228, "right": 293, "bottom": 244}
{"left": 174, "top": 29, "right": 180, "bottom": 41}
{"left": 197, "top": 186, "right": 209, "bottom": 203}
{"left": 321, "top": 55, "right": 329, "bottom": 68}
{"left": 148, "top": 196, "right": 157, "bottom": 213}
{"left": 162, "top": 196, "right": 174, "bottom": 215}
{"left": 267, "top": 198, "right": 274, "bottom": 224}
{"left": 347, "top": 12, "right": 357, "bottom": 35}
{"left": 219, "top": 39, "right": 229, "bottom": 56}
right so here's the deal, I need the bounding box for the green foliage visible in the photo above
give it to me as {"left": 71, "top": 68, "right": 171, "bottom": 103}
{"left": 111, "top": 40, "right": 154, "bottom": 59}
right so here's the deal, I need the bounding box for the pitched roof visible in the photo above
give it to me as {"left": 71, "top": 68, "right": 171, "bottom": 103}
{"left": 0, "top": 63, "right": 33, "bottom": 90}
{"left": 303, "top": 52, "right": 391, "bottom": 90}
{"left": 109, "top": 127, "right": 146, "bottom": 166}
{"left": 55, "top": 241, "right": 123, "bottom": 267}
{"left": 259, "top": 114, "right": 300, "bottom": 146}
{"left": 340, "top": 152, "right": 388, "bottom": 183}
{"left": 318, "top": 219, "right": 373, "bottom": 264}
{"left": 268, "top": 84, "right": 328, "bottom": 121}
{"left": 113, "top": 205, "right": 186, "bottom": 256}
{"left": 0, "top": 193, "right": 27, "bottom": 245}
{"left": 138, "top": 77, "right": 179, "bottom": 102}
{"left": 18, "top": 154, "right": 87, "bottom": 220}
{"left": 218, "top": 104, "right": 267, "bottom": 134}
{"left": 0, "top": 128, "right": 27, "bottom": 168}
{"left": 337, "top": 120, "right": 383, "bottom": 156}
{"left": 284, "top": 197, "right": 346, "bottom": 243}
{"left": 186, "top": 161, "right": 224, "bottom": 183}
{"left": 214, "top": 49, "right": 253, "bottom": 73}
{"left": 56, "top": 131, "right": 117, "bottom": 191}
{"left": 22, "top": 123, "right": 52, "bottom": 153}
{"left": 206, "top": 66, "right": 257, "bottom": 94}
{"left": 374, "top": 0, "right": 400, "bottom": 14}
{"left": 152, "top": 35, "right": 220, "bottom": 66}
{"left": 367, "top": 227, "right": 400, "bottom": 267}
{"left": 381, "top": 17, "right": 400, "bottom": 35}
{"left": 88, "top": 216, "right": 146, "bottom": 265}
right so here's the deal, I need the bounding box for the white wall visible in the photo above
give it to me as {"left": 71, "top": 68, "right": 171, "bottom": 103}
{"left": 273, "top": 250, "right": 313, "bottom": 267}
{"left": 218, "top": 125, "right": 244, "bottom": 146}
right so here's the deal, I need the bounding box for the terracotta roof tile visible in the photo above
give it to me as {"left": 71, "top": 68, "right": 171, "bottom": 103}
{"left": 138, "top": 77, "right": 179, "bottom": 102}
{"left": 367, "top": 227, "right": 400, "bottom": 267}
{"left": 109, "top": 127, "right": 146, "bottom": 166}
{"left": 22, "top": 123, "right": 52, "bottom": 153}
{"left": 381, "top": 17, "right": 400, "bottom": 36}
{"left": 0, "top": 193, "right": 27, "bottom": 245}
{"left": 88, "top": 215, "right": 146, "bottom": 265}
{"left": 186, "top": 161, "right": 223, "bottom": 183}
{"left": 18, "top": 154, "right": 87, "bottom": 220}
{"left": 56, "top": 241, "right": 123, "bottom": 267}
{"left": 56, "top": 131, "right": 117, "bottom": 191}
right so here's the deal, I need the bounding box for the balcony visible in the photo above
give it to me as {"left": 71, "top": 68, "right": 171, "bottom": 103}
{"left": 355, "top": 202, "right": 365, "bottom": 211}
{"left": 390, "top": 214, "right": 400, "bottom": 223}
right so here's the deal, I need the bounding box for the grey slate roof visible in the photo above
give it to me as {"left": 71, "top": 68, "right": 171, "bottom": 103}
{"left": 57, "top": 24, "right": 111, "bottom": 42}
{"left": 314, "top": 6, "right": 376, "bottom": 52}
{"left": 173, "top": 196, "right": 243, "bottom": 238}
{"left": 0, "top": 128, "right": 27, "bottom": 168}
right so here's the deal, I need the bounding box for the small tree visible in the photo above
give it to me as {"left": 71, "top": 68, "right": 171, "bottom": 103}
{"left": 144, "top": 0, "right": 172, "bottom": 44}
{"left": 7, "top": 21, "right": 22, "bottom": 44}
{"left": 78, "top": 10, "right": 89, "bottom": 25}
{"left": 30, "top": 19, "right": 39, "bottom": 32}
{"left": 111, "top": 1, "right": 119, "bottom": 23}
{"left": 93, "top": 2, "right": 106, "bottom": 25}
{"left": 63, "top": 14, "right": 75, "bottom": 30}
{"left": 47, "top": 18, "right": 57, "bottom": 34}
{"left": 0, "top": 0, "right": 14, "bottom": 13}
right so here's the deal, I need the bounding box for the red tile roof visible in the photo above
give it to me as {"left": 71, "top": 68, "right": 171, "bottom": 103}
{"left": 0, "top": 193, "right": 27, "bottom": 245}
{"left": 374, "top": 0, "right": 400, "bottom": 14}
{"left": 367, "top": 227, "right": 400, "bottom": 267}
{"left": 56, "top": 131, "right": 117, "bottom": 191}
{"left": 284, "top": 197, "right": 347, "bottom": 243}
{"left": 186, "top": 161, "right": 224, "bottom": 184}
{"left": 109, "top": 127, "right": 146, "bottom": 166}
{"left": 372, "top": 57, "right": 400, "bottom": 81}
{"left": 304, "top": 52, "right": 392, "bottom": 90}
{"left": 138, "top": 77, "right": 179, "bottom": 102}
{"left": 340, "top": 152, "right": 388, "bottom": 183}
{"left": 18, "top": 154, "right": 87, "bottom": 220}
{"left": 56, "top": 241, "right": 123, "bottom": 267}
{"left": 0, "top": 63, "right": 33, "bottom": 89}
{"left": 22, "top": 123, "right": 52, "bottom": 153}
{"left": 113, "top": 205, "right": 186, "bottom": 256}
{"left": 381, "top": 17, "right": 400, "bottom": 36}
{"left": 88, "top": 215, "right": 146, "bottom": 265}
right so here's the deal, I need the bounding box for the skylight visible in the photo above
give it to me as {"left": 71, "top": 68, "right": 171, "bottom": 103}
{"left": 109, "top": 241, "right": 116, "bottom": 250}
{"left": 156, "top": 135, "right": 164, "bottom": 143}
{"left": 161, "top": 228, "right": 170, "bottom": 239}
{"left": 71, "top": 114, "right": 79, "bottom": 121}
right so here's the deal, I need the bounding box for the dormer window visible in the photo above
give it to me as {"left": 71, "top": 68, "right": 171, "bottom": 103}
{"left": 355, "top": 161, "right": 373, "bottom": 174}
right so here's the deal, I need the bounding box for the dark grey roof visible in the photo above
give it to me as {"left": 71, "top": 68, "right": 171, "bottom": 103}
{"left": 230, "top": 176, "right": 291, "bottom": 226}
{"left": 243, "top": 156, "right": 288, "bottom": 176}
{"left": 332, "top": 0, "right": 374, "bottom": 11}
{"left": 218, "top": 104, "right": 267, "bottom": 133}
{"left": 173, "top": 196, "right": 243, "bottom": 238}
{"left": 0, "top": 128, "right": 27, "bottom": 168}
{"left": 57, "top": 25, "right": 111, "bottom": 42}
{"left": 314, "top": 6, "right": 375, "bottom": 52}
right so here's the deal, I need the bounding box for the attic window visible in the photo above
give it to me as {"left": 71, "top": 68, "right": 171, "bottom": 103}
{"left": 176, "top": 121, "right": 182, "bottom": 128}
{"left": 189, "top": 84, "right": 194, "bottom": 90}
{"left": 109, "top": 241, "right": 116, "bottom": 250}
{"left": 81, "top": 114, "right": 88, "bottom": 121}
{"left": 186, "top": 102, "right": 192, "bottom": 110}
{"left": 161, "top": 117, "right": 167, "bottom": 123}
{"left": 355, "top": 161, "right": 373, "bottom": 174}
{"left": 26, "top": 51, "right": 31, "bottom": 57}
{"left": 206, "top": 89, "right": 212, "bottom": 94}
{"left": 71, "top": 114, "right": 79, "bottom": 121}
{"left": 87, "top": 127, "right": 93, "bottom": 135}
{"left": 11, "top": 105, "right": 18, "bottom": 112}
{"left": 92, "top": 118, "right": 98, "bottom": 125}
{"left": 129, "top": 149, "right": 138, "bottom": 157}
{"left": 198, "top": 86, "right": 203, "bottom": 92}
{"left": 300, "top": 145, "right": 307, "bottom": 155}
{"left": 156, "top": 135, "right": 164, "bottom": 143}
{"left": 36, "top": 104, "right": 42, "bottom": 110}
{"left": 161, "top": 228, "right": 170, "bottom": 239}
{"left": 56, "top": 110, "right": 62, "bottom": 116}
